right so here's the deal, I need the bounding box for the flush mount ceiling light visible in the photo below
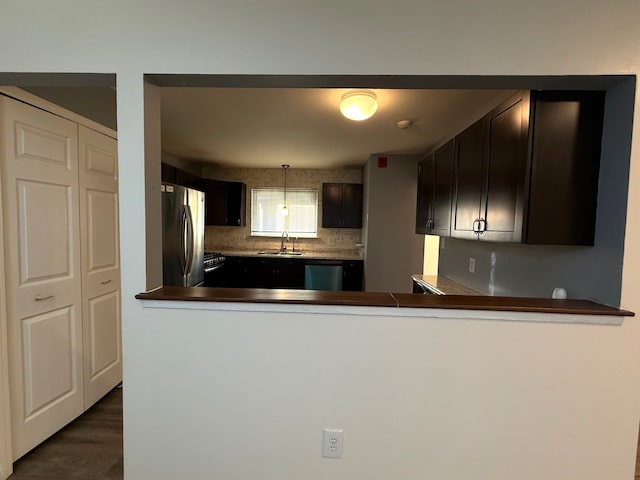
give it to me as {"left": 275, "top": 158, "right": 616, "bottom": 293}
{"left": 340, "top": 90, "right": 378, "bottom": 121}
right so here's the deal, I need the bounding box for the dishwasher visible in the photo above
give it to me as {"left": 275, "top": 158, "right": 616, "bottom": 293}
{"left": 304, "top": 263, "right": 343, "bottom": 291}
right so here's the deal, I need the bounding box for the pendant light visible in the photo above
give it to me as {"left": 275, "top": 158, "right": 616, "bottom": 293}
{"left": 281, "top": 164, "right": 289, "bottom": 216}
{"left": 340, "top": 90, "right": 378, "bottom": 121}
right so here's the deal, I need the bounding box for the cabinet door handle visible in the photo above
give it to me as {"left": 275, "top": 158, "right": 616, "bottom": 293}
{"left": 478, "top": 218, "right": 486, "bottom": 233}
{"left": 34, "top": 294, "right": 54, "bottom": 301}
{"left": 472, "top": 219, "right": 480, "bottom": 233}
{"left": 100, "top": 279, "right": 112, "bottom": 285}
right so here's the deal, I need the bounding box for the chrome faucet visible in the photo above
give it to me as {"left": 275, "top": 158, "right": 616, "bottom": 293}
{"left": 280, "top": 231, "right": 289, "bottom": 252}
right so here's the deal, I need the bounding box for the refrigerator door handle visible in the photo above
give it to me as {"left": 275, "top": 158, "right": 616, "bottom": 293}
{"left": 180, "top": 205, "right": 188, "bottom": 276}
{"left": 180, "top": 205, "right": 187, "bottom": 276}
{"left": 184, "top": 204, "right": 195, "bottom": 276}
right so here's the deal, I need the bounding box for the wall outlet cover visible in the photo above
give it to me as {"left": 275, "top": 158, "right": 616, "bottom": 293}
{"left": 323, "top": 428, "right": 344, "bottom": 458}
{"left": 469, "top": 257, "right": 476, "bottom": 273}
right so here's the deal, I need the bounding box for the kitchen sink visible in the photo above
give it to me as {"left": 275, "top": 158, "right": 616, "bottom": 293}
{"left": 256, "top": 251, "right": 303, "bottom": 256}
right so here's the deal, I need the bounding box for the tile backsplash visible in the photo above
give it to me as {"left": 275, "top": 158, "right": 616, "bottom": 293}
{"left": 201, "top": 166, "right": 363, "bottom": 255}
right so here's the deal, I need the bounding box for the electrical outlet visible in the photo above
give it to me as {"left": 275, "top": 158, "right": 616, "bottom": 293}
{"left": 468, "top": 257, "right": 476, "bottom": 273}
{"left": 323, "top": 428, "right": 343, "bottom": 458}
{"left": 440, "top": 237, "right": 446, "bottom": 250}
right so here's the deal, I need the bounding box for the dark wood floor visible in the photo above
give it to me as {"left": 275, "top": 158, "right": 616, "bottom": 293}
{"left": 9, "top": 387, "right": 123, "bottom": 480}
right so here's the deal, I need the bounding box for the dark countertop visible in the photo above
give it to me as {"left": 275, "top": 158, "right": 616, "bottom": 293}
{"left": 136, "top": 287, "right": 633, "bottom": 317}
{"left": 222, "top": 250, "right": 363, "bottom": 261}
{"left": 137, "top": 286, "right": 395, "bottom": 307}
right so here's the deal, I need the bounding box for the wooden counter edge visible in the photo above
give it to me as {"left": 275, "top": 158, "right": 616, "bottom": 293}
{"left": 136, "top": 287, "right": 634, "bottom": 317}
{"left": 136, "top": 287, "right": 398, "bottom": 307}
{"left": 392, "top": 293, "right": 633, "bottom": 317}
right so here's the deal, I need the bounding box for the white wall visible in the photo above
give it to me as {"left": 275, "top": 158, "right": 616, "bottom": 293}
{"left": 1, "top": 1, "right": 640, "bottom": 479}
{"left": 128, "top": 305, "right": 640, "bottom": 480}
{"left": 363, "top": 154, "right": 424, "bottom": 292}
{"left": 423, "top": 235, "right": 440, "bottom": 276}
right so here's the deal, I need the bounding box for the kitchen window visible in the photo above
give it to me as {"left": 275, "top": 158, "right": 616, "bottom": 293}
{"left": 251, "top": 188, "right": 318, "bottom": 238}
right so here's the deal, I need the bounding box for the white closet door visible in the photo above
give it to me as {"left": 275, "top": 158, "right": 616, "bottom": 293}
{"left": 0, "top": 96, "right": 84, "bottom": 460}
{"left": 78, "top": 125, "right": 121, "bottom": 410}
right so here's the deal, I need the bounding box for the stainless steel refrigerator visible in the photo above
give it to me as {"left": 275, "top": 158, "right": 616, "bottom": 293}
{"left": 162, "top": 183, "right": 205, "bottom": 287}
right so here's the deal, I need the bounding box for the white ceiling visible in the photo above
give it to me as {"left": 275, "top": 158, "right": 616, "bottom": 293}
{"left": 160, "top": 88, "right": 511, "bottom": 169}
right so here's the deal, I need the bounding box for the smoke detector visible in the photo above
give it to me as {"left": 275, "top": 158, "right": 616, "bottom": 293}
{"left": 397, "top": 119, "right": 413, "bottom": 129}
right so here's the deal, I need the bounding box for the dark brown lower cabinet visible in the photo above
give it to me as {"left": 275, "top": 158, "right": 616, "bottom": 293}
{"left": 342, "top": 260, "right": 364, "bottom": 291}
{"left": 223, "top": 257, "right": 305, "bottom": 289}
{"left": 224, "top": 257, "right": 253, "bottom": 288}
{"left": 274, "top": 259, "right": 305, "bottom": 289}
{"left": 221, "top": 257, "right": 363, "bottom": 291}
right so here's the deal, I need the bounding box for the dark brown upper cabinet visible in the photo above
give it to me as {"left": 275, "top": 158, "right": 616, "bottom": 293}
{"left": 162, "top": 163, "right": 199, "bottom": 188}
{"left": 161, "top": 162, "right": 176, "bottom": 183}
{"left": 451, "top": 119, "right": 486, "bottom": 239}
{"left": 173, "top": 167, "right": 199, "bottom": 188}
{"left": 525, "top": 91, "right": 604, "bottom": 245}
{"left": 322, "top": 183, "right": 363, "bottom": 228}
{"left": 161, "top": 163, "right": 246, "bottom": 226}
{"left": 450, "top": 90, "right": 604, "bottom": 245}
{"left": 415, "top": 139, "right": 455, "bottom": 235}
{"left": 479, "top": 92, "right": 530, "bottom": 242}
{"left": 193, "top": 178, "right": 247, "bottom": 227}
{"left": 415, "top": 154, "right": 434, "bottom": 234}
{"left": 452, "top": 93, "right": 529, "bottom": 242}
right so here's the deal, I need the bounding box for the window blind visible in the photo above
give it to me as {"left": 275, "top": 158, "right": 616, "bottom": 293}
{"left": 251, "top": 188, "right": 318, "bottom": 238}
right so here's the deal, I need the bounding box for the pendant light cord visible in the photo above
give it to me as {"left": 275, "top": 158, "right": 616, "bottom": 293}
{"left": 282, "top": 164, "right": 289, "bottom": 206}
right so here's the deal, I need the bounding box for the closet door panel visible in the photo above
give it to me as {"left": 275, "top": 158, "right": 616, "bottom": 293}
{"left": 22, "top": 307, "right": 77, "bottom": 417}
{"left": 0, "top": 96, "right": 83, "bottom": 461}
{"left": 87, "top": 291, "right": 120, "bottom": 378}
{"left": 78, "top": 125, "right": 121, "bottom": 410}
{"left": 86, "top": 189, "right": 118, "bottom": 273}
{"left": 18, "top": 180, "right": 71, "bottom": 284}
